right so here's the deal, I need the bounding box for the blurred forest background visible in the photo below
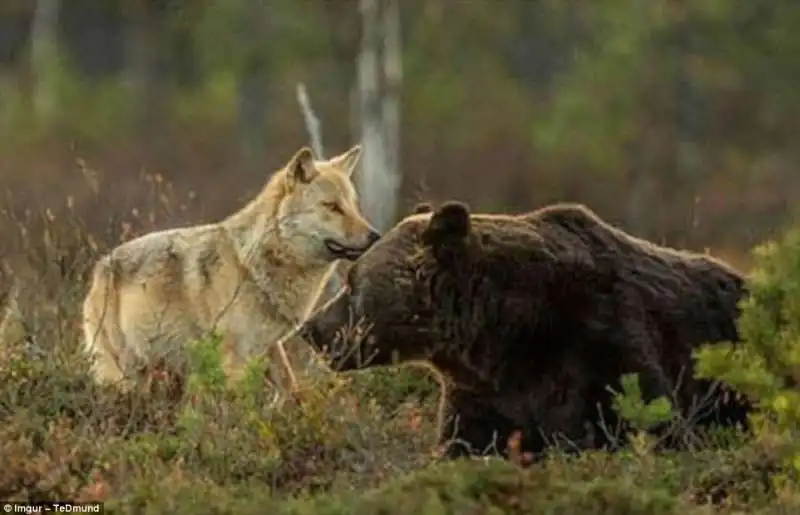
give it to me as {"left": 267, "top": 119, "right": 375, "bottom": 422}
{"left": 2, "top": 0, "right": 800, "bottom": 267}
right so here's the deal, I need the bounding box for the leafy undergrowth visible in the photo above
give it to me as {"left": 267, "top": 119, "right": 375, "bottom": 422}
{"left": 1, "top": 329, "right": 798, "bottom": 515}
{"left": 0, "top": 185, "right": 799, "bottom": 514}
{"left": 0, "top": 327, "right": 441, "bottom": 503}
{"left": 0, "top": 269, "right": 796, "bottom": 514}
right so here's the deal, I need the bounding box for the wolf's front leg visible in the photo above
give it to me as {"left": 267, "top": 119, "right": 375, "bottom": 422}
{"left": 216, "top": 320, "right": 301, "bottom": 396}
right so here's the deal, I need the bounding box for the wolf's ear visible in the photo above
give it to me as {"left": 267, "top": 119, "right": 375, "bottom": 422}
{"left": 328, "top": 144, "right": 362, "bottom": 177}
{"left": 287, "top": 146, "right": 317, "bottom": 184}
{"left": 412, "top": 202, "right": 433, "bottom": 214}
{"left": 421, "top": 201, "right": 471, "bottom": 254}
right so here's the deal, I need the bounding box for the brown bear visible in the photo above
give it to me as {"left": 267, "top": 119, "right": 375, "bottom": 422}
{"left": 296, "top": 201, "right": 751, "bottom": 460}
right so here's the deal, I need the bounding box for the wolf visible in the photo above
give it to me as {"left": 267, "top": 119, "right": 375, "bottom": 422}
{"left": 81, "top": 144, "right": 380, "bottom": 392}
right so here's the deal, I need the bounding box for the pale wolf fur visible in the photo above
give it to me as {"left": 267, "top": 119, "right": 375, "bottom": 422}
{"left": 81, "top": 145, "right": 380, "bottom": 391}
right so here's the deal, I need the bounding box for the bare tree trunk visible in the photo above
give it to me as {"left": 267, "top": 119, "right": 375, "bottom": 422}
{"left": 236, "top": 0, "right": 270, "bottom": 178}
{"left": 357, "top": 0, "right": 383, "bottom": 224}
{"left": 357, "top": 0, "right": 401, "bottom": 233}
{"left": 30, "top": 0, "right": 60, "bottom": 124}
{"left": 381, "top": 0, "right": 402, "bottom": 214}
{"left": 303, "top": 0, "right": 404, "bottom": 314}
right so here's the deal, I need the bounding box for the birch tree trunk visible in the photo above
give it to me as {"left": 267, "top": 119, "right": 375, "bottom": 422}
{"left": 305, "top": 0, "right": 403, "bottom": 314}
{"left": 29, "top": 0, "right": 60, "bottom": 124}
{"left": 356, "top": 0, "right": 401, "bottom": 233}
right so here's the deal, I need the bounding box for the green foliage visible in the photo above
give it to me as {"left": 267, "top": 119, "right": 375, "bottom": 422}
{"left": 94, "top": 444, "right": 800, "bottom": 514}
{"left": 185, "top": 330, "right": 228, "bottom": 395}
{"left": 534, "top": 1, "right": 656, "bottom": 173}
{"left": 609, "top": 373, "right": 675, "bottom": 433}
{"left": 694, "top": 229, "right": 800, "bottom": 424}
{"left": 695, "top": 227, "right": 800, "bottom": 479}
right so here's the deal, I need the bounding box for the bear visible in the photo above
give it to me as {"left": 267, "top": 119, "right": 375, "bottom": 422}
{"left": 294, "top": 200, "right": 752, "bottom": 460}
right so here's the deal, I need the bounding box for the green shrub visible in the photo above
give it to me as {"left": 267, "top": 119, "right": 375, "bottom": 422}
{"left": 609, "top": 372, "right": 675, "bottom": 433}
{"left": 695, "top": 228, "right": 800, "bottom": 480}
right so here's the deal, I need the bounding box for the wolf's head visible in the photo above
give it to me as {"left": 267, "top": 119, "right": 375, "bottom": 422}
{"left": 274, "top": 145, "right": 380, "bottom": 264}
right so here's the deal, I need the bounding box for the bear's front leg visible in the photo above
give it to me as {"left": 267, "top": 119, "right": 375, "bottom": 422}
{"left": 437, "top": 389, "right": 519, "bottom": 460}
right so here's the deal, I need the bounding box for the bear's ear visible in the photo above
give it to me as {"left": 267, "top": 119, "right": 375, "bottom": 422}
{"left": 421, "top": 201, "right": 471, "bottom": 247}
{"left": 412, "top": 202, "right": 433, "bottom": 214}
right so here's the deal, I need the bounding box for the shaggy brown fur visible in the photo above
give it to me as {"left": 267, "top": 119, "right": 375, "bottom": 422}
{"left": 297, "top": 201, "right": 751, "bottom": 460}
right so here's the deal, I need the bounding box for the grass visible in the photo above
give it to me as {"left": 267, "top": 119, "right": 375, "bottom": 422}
{"left": 0, "top": 173, "right": 798, "bottom": 514}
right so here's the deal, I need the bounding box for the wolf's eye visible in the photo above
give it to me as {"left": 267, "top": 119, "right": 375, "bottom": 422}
{"left": 323, "top": 201, "right": 344, "bottom": 214}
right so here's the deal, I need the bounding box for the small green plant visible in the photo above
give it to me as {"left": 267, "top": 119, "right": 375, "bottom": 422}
{"left": 185, "top": 331, "right": 228, "bottom": 396}
{"left": 234, "top": 354, "right": 272, "bottom": 409}
{"left": 609, "top": 372, "right": 675, "bottom": 433}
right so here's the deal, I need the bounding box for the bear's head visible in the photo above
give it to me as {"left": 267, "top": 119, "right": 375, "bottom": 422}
{"left": 298, "top": 201, "right": 480, "bottom": 371}
{"left": 297, "top": 200, "right": 607, "bottom": 384}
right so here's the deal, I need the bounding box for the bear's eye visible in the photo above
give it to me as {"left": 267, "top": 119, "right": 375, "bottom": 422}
{"left": 323, "top": 201, "right": 344, "bottom": 214}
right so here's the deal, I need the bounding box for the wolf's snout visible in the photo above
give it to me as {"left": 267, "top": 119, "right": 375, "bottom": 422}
{"left": 323, "top": 227, "right": 380, "bottom": 260}
{"left": 324, "top": 239, "right": 366, "bottom": 260}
